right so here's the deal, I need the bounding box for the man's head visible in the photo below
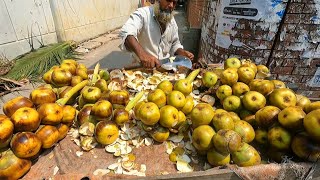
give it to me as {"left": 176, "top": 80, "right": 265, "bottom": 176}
{"left": 154, "top": 0, "right": 177, "bottom": 25}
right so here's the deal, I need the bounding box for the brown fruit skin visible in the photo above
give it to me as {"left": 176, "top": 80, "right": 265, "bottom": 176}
{"left": 61, "top": 105, "right": 77, "bottom": 126}
{"left": 249, "top": 79, "right": 275, "bottom": 96}
{"left": 291, "top": 133, "right": 320, "bottom": 162}
{"left": 10, "top": 132, "right": 42, "bottom": 159}
{"left": 157, "top": 80, "right": 173, "bottom": 95}
{"left": 133, "top": 101, "right": 146, "bottom": 120}
{"left": 190, "top": 103, "right": 215, "bottom": 128}
{"left": 36, "top": 125, "right": 60, "bottom": 149}
{"left": 231, "top": 142, "right": 261, "bottom": 167}
{"left": 38, "top": 103, "right": 63, "bottom": 125}
{"left": 94, "top": 79, "right": 108, "bottom": 92}
{"left": 296, "top": 94, "right": 311, "bottom": 112}
{"left": 11, "top": 107, "right": 41, "bottom": 132}
{"left": 95, "top": 121, "right": 119, "bottom": 145}
{"left": 255, "top": 106, "right": 281, "bottom": 128}
{"left": 3, "top": 96, "right": 34, "bottom": 117}
{"left": 59, "top": 86, "right": 79, "bottom": 105}
{"left": 76, "top": 68, "right": 89, "bottom": 80}
{"left": 212, "top": 112, "right": 235, "bottom": 131}
{"left": 60, "top": 62, "right": 76, "bottom": 75}
{"left": 71, "top": 75, "right": 83, "bottom": 87}
{"left": 269, "top": 88, "right": 297, "bottom": 110}
{"left": 242, "top": 91, "right": 266, "bottom": 112}
{"left": 150, "top": 126, "right": 170, "bottom": 143}
{"left": 254, "top": 129, "right": 268, "bottom": 145}
{"left": 237, "top": 66, "right": 255, "bottom": 84}
{"left": 181, "top": 96, "right": 194, "bottom": 115}
{"left": 0, "top": 115, "right": 14, "bottom": 149}
{"left": 43, "top": 69, "right": 54, "bottom": 84}
{"left": 77, "top": 105, "right": 97, "bottom": 126}
{"left": 306, "top": 101, "right": 320, "bottom": 113}
{"left": 234, "top": 120, "right": 255, "bottom": 143}
{"left": 271, "top": 80, "right": 286, "bottom": 89}
{"left": 212, "top": 129, "right": 242, "bottom": 154}
{"left": 207, "top": 147, "right": 230, "bottom": 166}
{"left": 278, "top": 106, "right": 305, "bottom": 130}
{"left": 303, "top": 109, "right": 320, "bottom": 142}
{"left": 192, "top": 125, "right": 216, "bottom": 151}
{"left": 82, "top": 87, "right": 102, "bottom": 104}
{"left": 147, "top": 89, "right": 167, "bottom": 108}
{"left": 109, "top": 90, "right": 130, "bottom": 106}
{"left": 232, "top": 82, "right": 250, "bottom": 97}
{"left": 113, "top": 108, "right": 130, "bottom": 126}
{"left": 220, "top": 68, "right": 238, "bottom": 86}
{"left": 56, "top": 123, "right": 69, "bottom": 141}
{"left": 0, "top": 150, "right": 32, "bottom": 180}
{"left": 51, "top": 68, "right": 72, "bottom": 87}
{"left": 139, "top": 102, "right": 161, "bottom": 126}
{"left": 91, "top": 100, "right": 113, "bottom": 121}
{"left": 30, "top": 87, "right": 56, "bottom": 106}
{"left": 268, "top": 126, "right": 292, "bottom": 150}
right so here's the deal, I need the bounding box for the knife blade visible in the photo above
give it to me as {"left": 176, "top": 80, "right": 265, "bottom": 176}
{"left": 160, "top": 55, "right": 192, "bottom": 70}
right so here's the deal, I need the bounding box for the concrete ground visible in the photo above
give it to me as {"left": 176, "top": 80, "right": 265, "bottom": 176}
{"left": 0, "top": 5, "right": 189, "bottom": 110}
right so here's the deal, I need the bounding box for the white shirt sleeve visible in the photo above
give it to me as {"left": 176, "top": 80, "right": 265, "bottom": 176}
{"left": 170, "top": 19, "right": 183, "bottom": 55}
{"left": 119, "top": 9, "right": 144, "bottom": 51}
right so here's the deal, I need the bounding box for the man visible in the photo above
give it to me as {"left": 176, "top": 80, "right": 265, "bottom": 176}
{"left": 120, "top": 0, "right": 194, "bottom": 68}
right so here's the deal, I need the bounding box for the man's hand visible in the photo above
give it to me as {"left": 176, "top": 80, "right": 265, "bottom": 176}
{"left": 138, "top": 52, "right": 160, "bottom": 68}
{"left": 125, "top": 35, "right": 160, "bottom": 68}
{"left": 175, "top": 48, "right": 194, "bottom": 60}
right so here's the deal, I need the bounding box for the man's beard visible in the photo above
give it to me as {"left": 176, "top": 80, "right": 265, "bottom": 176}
{"left": 154, "top": 2, "right": 175, "bottom": 25}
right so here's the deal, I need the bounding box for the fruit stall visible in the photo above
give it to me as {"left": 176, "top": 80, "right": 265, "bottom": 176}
{"left": 0, "top": 58, "right": 320, "bottom": 180}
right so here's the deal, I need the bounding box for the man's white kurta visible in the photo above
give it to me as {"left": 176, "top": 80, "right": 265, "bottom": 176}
{"left": 119, "top": 6, "right": 183, "bottom": 62}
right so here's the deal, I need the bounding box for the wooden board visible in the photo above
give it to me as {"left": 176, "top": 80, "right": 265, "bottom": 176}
{"left": 20, "top": 134, "right": 320, "bottom": 180}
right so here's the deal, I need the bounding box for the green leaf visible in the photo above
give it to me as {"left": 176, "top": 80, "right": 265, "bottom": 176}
{"left": 3, "top": 41, "right": 76, "bottom": 81}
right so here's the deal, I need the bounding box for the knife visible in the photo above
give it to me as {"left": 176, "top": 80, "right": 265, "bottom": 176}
{"left": 160, "top": 55, "right": 192, "bottom": 71}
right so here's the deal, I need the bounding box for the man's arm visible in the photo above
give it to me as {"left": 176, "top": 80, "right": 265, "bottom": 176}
{"left": 170, "top": 19, "right": 194, "bottom": 60}
{"left": 119, "top": 8, "right": 160, "bottom": 68}
{"left": 125, "top": 35, "right": 160, "bottom": 68}
{"left": 175, "top": 48, "right": 194, "bottom": 60}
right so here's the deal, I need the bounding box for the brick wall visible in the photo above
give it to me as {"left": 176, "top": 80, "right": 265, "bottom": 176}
{"left": 198, "top": 0, "right": 320, "bottom": 98}
{"left": 271, "top": 0, "right": 320, "bottom": 97}
{"left": 186, "top": 0, "right": 206, "bottom": 28}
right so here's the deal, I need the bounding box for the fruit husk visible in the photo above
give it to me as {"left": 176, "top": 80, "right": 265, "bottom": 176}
{"left": 0, "top": 116, "right": 14, "bottom": 149}
{"left": 231, "top": 142, "right": 261, "bottom": 167}
{"left": 30, "top": 87, "right": 57, "bottom": 106}
{"left": 207, "top": 147, "right": 230, "bottom": 166}
{"left": 150, "top": 125, "right": 170, "bottom": 143}
{"left": 3, "top": 96, "right": 34, "bottom": 117}
{"left": 11, "top": 107, "right": 41, "bottom": 132}
{"left": 10, "top": 132, "right": 42, "bottom": 159}
{"left": 94, "top": 121, "right": 119, "bottom": 145}
{"left": 212, "top": 129, "right": 241, "bottom": 154}
{"left": 35, "top": 125, "right": 60, "bottom": 149}
{"left": 0, "top": 150, "right": 32, "bottom": 180}
{"left": 56, "top": 123, "right": 69, "bottom": 141}
{"left": 291, "top": 133, "right": 320, "bottom": 162}
{"left": 38, "top": 103, "right": 63, "bottom": 125}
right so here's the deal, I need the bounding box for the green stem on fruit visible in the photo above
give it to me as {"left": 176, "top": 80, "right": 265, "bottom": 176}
{"left": 56, "top": 80, "right": 89, "bottom": 106}
{"left": 186, "top": 69, "right": 200, "bottom": 84}
{"left": 91, "top": 63, "right": 101, "bottom": 85}
{"left": 125, "top": 91, "right": 144, "bottom": 111}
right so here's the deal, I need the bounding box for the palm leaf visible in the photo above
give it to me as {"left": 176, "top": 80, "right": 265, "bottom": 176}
{"left": 3, "top": 41, "right": 76, "bottom": 81}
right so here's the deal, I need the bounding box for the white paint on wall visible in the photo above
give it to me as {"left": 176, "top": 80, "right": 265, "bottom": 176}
{"left": 3, "top": 0, "right": 53, "bottom": 40}
{"left": 0, "top": 0, "right": 140, "bottom": 60}
{"left": 0, "top": 0, "right": 17, "bottom": 44}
